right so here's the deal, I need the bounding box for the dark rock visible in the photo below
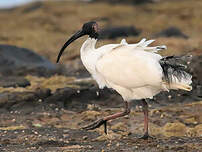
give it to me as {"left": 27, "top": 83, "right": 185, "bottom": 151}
{"left": 189, "top": 55, "right": 202, "bottom": 85}
{"left": 46, "top": 85, "right": 120, "bottom": 111}
{"left": 0, "top": 45, "right": 57, "bottom": 76}
{"left": 0, "top": 76, "right": 30, "bottom": 88}
{"left": 63, "top": 58, "right": 90, "bottom": 78}
{"left": 35, "top": 87, "right": 52, "bottom": 99}
{"left": 99, "top": 26, "right": 141, "bottom": 39}
{"left": 188, "top": 55, "right": 202, "bottom": 99}
{"left": 0, "top": 88, "right": 51, "bottom": 108}
{"left": 195, "top": 85, "right": 202, "bottom": 98}
{"left": 153, "top": 27, "right": 188, "bottom": 39}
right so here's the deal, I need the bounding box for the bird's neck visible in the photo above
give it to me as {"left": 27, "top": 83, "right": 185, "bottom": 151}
{"left": 80, "top": 37, "right": 98, "bottom": 75}
{"left": 80, "top": 37, "right": 97, "bottom": 54}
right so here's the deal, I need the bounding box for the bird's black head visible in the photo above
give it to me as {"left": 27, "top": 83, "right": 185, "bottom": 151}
{"left": 82, "top": 21, "right": 99, "bottom": 39}
{"left": 56, "top": 21, "right": 99, "bottom": 63}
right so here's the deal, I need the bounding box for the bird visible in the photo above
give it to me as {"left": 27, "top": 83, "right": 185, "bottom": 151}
{"left": 56, "top": 21, "right": 192, "bottom": 139}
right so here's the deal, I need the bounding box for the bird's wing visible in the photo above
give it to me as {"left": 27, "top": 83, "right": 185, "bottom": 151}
{"left": 96, "top": 46, "right": 163, "bottom": 89}
{"left": 119, "top": 38, "right": 167, "bottom": 53}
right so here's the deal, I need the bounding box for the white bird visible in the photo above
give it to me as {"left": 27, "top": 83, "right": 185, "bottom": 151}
{"left": 57, "top": 21, "right": 192, "bottom": 139}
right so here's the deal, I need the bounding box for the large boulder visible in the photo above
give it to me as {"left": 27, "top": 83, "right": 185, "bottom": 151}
{"left": 0, "top": 76, "right": 30, "bottom": 88}
{"left": 0, "top": 45, "right": 57, "bottom": 76}
{"left": 153, "top": 27, "right": 188, "bottom": 39}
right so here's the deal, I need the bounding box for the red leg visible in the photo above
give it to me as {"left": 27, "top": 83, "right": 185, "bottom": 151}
{"left": 104, "top": 100, "right": 130, "bottom": 121}
{"left": 143, "top": 99, "right": 149, "bottom": 135}
{"left": 82, "top": 100, "right": 130, "bottom": 134}
{"left": 139, "top": 99, "right": 153, "bottom": 139}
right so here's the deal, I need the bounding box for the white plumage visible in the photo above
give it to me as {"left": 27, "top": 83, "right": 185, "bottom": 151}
{"left": 80, "top": 38, "right": 192, "bottom": 101}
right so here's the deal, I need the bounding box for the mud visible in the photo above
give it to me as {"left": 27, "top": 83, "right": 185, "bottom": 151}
{"left": 0, "top": 80, "right": 201, "bottom": 151}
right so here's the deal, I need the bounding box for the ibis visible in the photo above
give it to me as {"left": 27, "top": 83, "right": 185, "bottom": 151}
{"left": 57, "top": 21, "right": 192, "bottom": 139}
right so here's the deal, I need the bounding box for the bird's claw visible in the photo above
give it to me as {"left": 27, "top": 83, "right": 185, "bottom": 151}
{"left": 139, "top": 133, "right": 154, "bottom": 140}
{"left": 82, "top": 119, "right": 108, "bottom": 134}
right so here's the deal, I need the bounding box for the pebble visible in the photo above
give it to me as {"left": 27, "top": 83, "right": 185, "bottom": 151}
{"left": 134, "top": 146, "right": 138, "bottom": 149}
{"left": 83, "top": 136, "right": 88, "bottom": 140}
{"left": 63, "top": 129, "right": 69, "bottom": 133}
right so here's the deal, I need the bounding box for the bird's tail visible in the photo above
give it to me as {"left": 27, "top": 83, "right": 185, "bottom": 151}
{"left": 160, "top": 55, "right": 192, "bottom": 91}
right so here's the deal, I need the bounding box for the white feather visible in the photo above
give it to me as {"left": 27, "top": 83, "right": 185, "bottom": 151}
{"left": 80, "top": 37, "right": 191, "bottom": 101}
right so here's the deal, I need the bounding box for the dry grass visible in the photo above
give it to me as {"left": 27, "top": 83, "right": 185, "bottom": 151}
{"left": 0, "top": 0, "right": 201, "bottom": 64}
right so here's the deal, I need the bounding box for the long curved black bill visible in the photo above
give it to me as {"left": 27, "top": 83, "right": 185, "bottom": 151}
{"left": 56, "top": 30, "right": 85, "bottom": 63}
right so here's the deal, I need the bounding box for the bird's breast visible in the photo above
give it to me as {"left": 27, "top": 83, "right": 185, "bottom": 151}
{"left": 80, "top": 50, "right": 100, "bottom": 75}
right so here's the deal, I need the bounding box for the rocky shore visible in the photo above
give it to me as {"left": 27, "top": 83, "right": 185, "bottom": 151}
{"left": 0, "top": 0, "right": 202, "bottom": 151}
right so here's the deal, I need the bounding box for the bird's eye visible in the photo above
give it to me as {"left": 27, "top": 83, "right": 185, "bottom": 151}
{"left": 92, "top": 23, "right": 99, "bottom": 33}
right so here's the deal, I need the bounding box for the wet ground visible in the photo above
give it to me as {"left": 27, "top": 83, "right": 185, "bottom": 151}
{"left": 0, "top": 82, "right": 201, "bottom": 151}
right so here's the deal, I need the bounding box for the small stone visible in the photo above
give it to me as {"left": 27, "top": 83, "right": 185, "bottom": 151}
{"left": 83, "top": 136, "right": 88, "bottom": 140}
{"left": 160, "top": 114, "right": 164, "bottom": 118}
{"left": 63, "top": 134, "right": 68, "bottom": 138}
{"left": 34, "top": 131, "right": 38, "bottom": 135}
{"left": 63, "top": 129, "right": 69, "bottom": 133}
{"left": 30, "top": 147, "right": 36, "bottom": 150}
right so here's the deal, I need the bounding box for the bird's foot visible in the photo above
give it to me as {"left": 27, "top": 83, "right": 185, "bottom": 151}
{"left": 139, "top": 132, "right": 154, "bottom": 140}
{"left": 82, "top": 119, "right": 108, "bottom": 134}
